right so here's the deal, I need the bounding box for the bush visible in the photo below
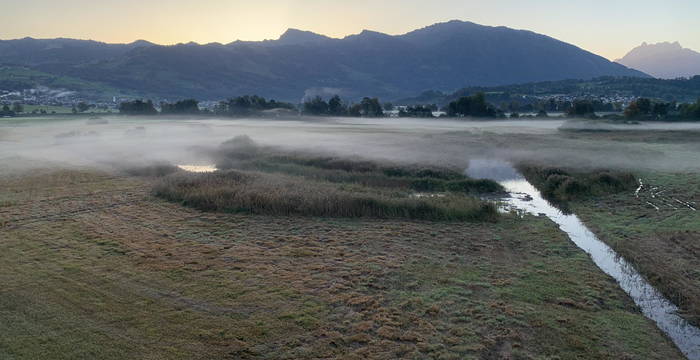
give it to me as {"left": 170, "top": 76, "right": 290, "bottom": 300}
{"left": 445, "top": 179, "right": 505, "bottom": 194}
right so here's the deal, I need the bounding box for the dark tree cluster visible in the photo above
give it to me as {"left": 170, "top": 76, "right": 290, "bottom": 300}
{"left": 1, "top": 104, "right": 16, "bottom": 117}
{"left": 118, "top": 100, "right": 158, "bottom": 115}
{"left": 566, "top": 100, "right": 598, "bottom": 117}
{"left": 679, "top": 98, "right": 700, "bottom": 120}
{"left": 624, "top": 98, "right": 674, "bottom": 119}
{"left": 446, "top": 93, "right": 499, "bottom": 117}
{"left": 161, "top": 99, "right": 200, "bottom": 114}
{"left": 358, "top": 97, "right": 384, "bottom": 117}
{"left": 302, "top": 95, "right": 384, "bottom": 117}
{"left": 398, "top": 105, "right": 436, "bottom": 118}
{"left": 215, "top": 95, "right": 294, "bottom": 116}
{"left": 303, "top": 96, "right": 331, "bottom": 115}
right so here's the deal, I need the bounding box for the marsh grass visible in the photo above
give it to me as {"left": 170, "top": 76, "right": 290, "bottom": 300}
{"left": 216, "top": 135, "right": 504, "bottom": 195}
{"left": 121, "top": 162, "right": 181, "bottom": 177}
{"left": 518, "top": 164, "right": 637, "bottom": 203}
{"left": 153, "top": 170, "right": 498, "bottom": 221}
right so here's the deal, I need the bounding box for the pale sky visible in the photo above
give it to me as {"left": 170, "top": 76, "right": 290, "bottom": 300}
{"left": 1, "top": 0, "right": 698, "bottom": 60}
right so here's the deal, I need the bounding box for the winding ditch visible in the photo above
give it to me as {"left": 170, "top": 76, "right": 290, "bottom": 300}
{"left": 467, "top": 159, "right": 700, "bottom": 360}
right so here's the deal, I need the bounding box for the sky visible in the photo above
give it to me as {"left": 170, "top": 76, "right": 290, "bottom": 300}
{"left": 1, "top": 0, "right": 699, "bottom": 60}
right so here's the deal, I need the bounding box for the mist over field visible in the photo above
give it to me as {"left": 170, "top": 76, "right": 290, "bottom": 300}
{"left": 2, "top": 116, "right": 700, "bottom": 175}
{"left": 4, "top": 1, "right": 700, "bottom": 358}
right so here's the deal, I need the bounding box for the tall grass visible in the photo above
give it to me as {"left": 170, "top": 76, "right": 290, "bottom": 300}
{"left": 518, "top": 164, "right": 637, "bottom": 202}
{"left": 153, "top": 170, "right": 498, "bottom": 221}
{"left": 215, "top": 135, "right": 504, "bottom": 195}
{"left": 121, "top": 162, "right": 181, "bottom": 177}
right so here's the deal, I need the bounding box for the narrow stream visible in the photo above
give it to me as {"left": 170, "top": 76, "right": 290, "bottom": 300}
{"left": 466, "top": 159, "right": 700, "bottom": 360}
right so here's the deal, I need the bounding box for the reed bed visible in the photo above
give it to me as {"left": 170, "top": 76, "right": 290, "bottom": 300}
{"left": 518, "top": 164, "right": 637, "bottom": 202}
{"left": 216, "top": 135, "right": 504, "bottom": 195}
{"left": 153, "top": 170, "right": 497, "bottom": 221}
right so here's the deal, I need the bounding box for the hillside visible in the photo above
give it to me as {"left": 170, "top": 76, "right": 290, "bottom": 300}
{"left": 0, "top": 66, "right": 132, "bottom": 100}
{"left": 399, "top": 76, "right": 700, "bottom": 106}
{"left": 0, "top": 21, "right": 648, "bottom": 101}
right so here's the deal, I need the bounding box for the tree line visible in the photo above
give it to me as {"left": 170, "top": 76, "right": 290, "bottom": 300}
{"left": 565, "top": 97, "right": 700, "bottom": 120}
{"left": 118, "top": 93, "right": 700, "bottom": 121}
{"left": 301, "top": 96, "right": 384, "bottom": 117}
{"left": 623, "top": 97, "right": 700, "bottom": 120}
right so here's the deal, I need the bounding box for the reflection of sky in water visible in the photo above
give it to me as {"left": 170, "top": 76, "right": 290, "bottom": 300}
{"left": 467, "top": 159, "right": 700, "bottom": 360}
{"left": 177, "top": 165, "right": 217, "bottom": 173}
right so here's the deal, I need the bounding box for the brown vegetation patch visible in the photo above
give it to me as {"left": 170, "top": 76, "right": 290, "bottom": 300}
{"left": 152, "top": 170, "right": 498, "bottom": 221}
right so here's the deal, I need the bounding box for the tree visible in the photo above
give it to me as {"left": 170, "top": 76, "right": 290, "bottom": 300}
{"left": 566, "top": 100, "right": 597, "bottom": 118}
{"left": 12, "top": 103, "right": 23, "bottom": 114}
{"left": 447, "top": 93, "right": 498, "bottom": 118}
{"left": 652, "top": 102, "right": 671, "bottom": 117}
{"left": 383, "top": 102, "right": 394, "bottom": 111}
{"left": 161, "top": 99, "right": 200, "bottom": 114}
{"left": 328, "top": 95, "right": 347, "bottom": 116}
{"left": 215, "top": 95, "right": 294, "bottom": 116}
{"left": 303, "top": 96, "right": 329, "bottom": 115}
{"left": 625, "top": 98, "right": 674, "bottom": 119}
{"left": 624, "top": 98, "right": 651, "bottom": 119}
{"left": 680, "top": 98, "right": 700, "bottom": 120}
{"left": 1, "top": 104, "right": 14, "bottom": 117}
{"left": 118, "top": 100, "right": 158, "bottom": 115}
{"left": 348, "top": 104, "right": 362, "bottom": 117}
{"left": 398, "top": 105, "right": 434, "bottom": 118}
{"left": 76, "top": 102, "right": 90, "bottom": 113}
{"left": 360, "top": 97, "right": 383, "bottom": 117}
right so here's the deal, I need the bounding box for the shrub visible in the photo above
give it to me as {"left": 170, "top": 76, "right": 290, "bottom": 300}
{"left": 445, "top": 179, "right": 505, "bottom": 194}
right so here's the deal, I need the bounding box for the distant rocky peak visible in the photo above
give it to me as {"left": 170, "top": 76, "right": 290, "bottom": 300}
{"left": 277, "top": 28, "right": 331, "bottom": 45}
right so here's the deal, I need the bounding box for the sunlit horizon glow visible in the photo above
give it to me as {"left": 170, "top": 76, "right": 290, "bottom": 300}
{"left": 1, "top": 0, "right": 698, "bottom": 60}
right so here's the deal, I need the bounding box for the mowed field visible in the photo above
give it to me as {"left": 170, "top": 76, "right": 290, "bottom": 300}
{"left": 0, "top": 165, "right": 684, "bottom": 359}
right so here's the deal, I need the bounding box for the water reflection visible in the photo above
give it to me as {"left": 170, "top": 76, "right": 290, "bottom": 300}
{"left": 467, "top": 159, "right": 700, "bottom": 360}
{"left": 177, "top": 165, "right": 217, "bottom": 173}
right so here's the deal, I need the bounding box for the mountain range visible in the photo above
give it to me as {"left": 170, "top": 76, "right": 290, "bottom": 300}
{"left": 616, "top": 42, "right": 700, "bottom": 79}
{"left": 0, "top": 20, "right": 648, "bottom": 101}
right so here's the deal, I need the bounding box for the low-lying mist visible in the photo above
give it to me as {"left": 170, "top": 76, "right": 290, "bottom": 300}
{"left": 1, "top": 115, "right": 700, "bottom": 175}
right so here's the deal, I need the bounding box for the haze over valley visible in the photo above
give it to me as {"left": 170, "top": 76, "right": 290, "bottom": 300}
{"left": 2, "top": 2, "right": 700, "bottom": 359}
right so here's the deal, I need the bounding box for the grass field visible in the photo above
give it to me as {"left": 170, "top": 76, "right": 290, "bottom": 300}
{"left": 501, "top": 128, "right": 700, "bottom": 327}
{"left": 0, "top": 167, "right": 684, "bottom": 359}
{"left": 569, "top": 171, "right": 700, "bottom": 326}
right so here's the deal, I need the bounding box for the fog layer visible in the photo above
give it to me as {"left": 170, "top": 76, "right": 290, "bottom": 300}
{"left": 1, "top": 116, "right": 699, "bottom": 175}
